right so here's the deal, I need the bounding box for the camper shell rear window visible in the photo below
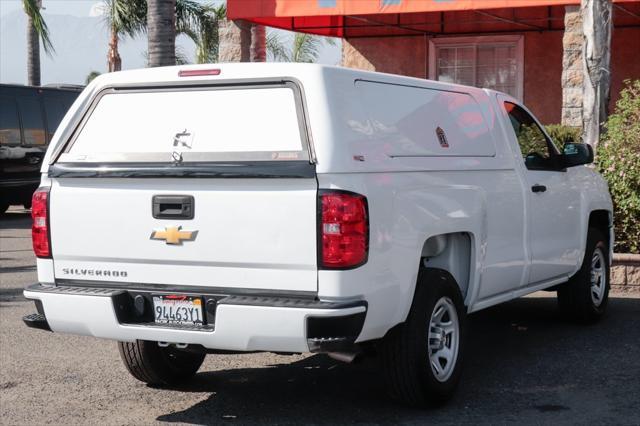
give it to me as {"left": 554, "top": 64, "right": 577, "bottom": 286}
{"left": 57, "top": 82, "right": 310, "bottom": 163}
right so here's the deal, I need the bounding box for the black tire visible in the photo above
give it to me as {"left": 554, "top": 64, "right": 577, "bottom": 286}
{"left": 22, "top": 200, "right": 32, "bottom": 210}
{"left": 557, "top": 228, "right": 610, "bottom": 323}
{"left": 0, "top": 203, "right": 9, "bottom": 215}
{"left": 118, "top": 340, "right": 205, "bottom": 386}
{"left": 380, "top": 268, "right": 467, "bottom": 407}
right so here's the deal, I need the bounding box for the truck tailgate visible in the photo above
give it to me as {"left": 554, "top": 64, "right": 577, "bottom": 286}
{"left": 50, "top": 177, "right": 318, "bottom": 293}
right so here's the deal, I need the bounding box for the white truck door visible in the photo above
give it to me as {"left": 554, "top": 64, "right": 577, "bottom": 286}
{"left": 500, "top": 100, "right": 581, "bottom": 285}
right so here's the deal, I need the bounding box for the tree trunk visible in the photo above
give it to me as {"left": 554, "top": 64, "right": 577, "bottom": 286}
{"left": 250, "top": 24, "right": 266, "bottom": 62}
{"left": 218, "top": 19, "right": 251, "bottom": 62}
{"left": 147, "top": 0, "right": 176, "bottom": 67}
{"left": 107, "top": 25, "right": 122, "bottom": 72}
{"left": 26, "top": 3, "right": 41, "bottom": 86}
{"left": 581, "top": 0, "right": 612, "bottom": 148}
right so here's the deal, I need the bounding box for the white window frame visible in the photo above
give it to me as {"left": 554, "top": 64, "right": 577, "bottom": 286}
{"left": 428, "top": 35, "right": 524, "bottom": 101}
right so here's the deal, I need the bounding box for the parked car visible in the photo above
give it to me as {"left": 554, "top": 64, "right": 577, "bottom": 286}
{"left": 22, "top": 64, "right": 613, "bottom": 406}
{"left": 0, "top": 84, "right": 81, "bottom": 213}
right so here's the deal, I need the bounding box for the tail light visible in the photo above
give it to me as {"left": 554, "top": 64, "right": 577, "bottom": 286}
{"left": 319, "top": 190, "right": 369, "bottom": 269}
{"left": 31, "top": 187, "right": 51, "bottom": 258}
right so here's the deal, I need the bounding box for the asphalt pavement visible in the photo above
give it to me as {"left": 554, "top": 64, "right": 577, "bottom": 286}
{"left": 1, "top": 209, "right": 639, "bottom": 425}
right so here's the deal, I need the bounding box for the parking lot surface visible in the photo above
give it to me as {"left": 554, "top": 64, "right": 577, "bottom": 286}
{"left": 1, "top": 210, "right": 639, "bottom": 425}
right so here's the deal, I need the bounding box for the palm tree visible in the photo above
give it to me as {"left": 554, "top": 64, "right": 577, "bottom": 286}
{"left": 147, "top": 0, "right": 176, "bottom": 67}
{"left": 23, "top": 0, "right": 54, "bottom": 86}
{"left": 178, "top": 3, "right": 226, "bottom": 63}
{"left": 193, "top": 4, "right": 226, "bottom": 63}
{"left": 102, "top": 0, "right": 146, "bottom": 72}
{"left": 267, "top": 31, "right": 335, "bottom": 63}
{"left": 251, "top": 24, "right": 266, "bottom": 62}
{"left": 101, "top": 0, "right": 222, "bottom": 71}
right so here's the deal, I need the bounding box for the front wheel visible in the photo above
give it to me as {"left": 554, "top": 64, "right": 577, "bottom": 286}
{"left": 557, "top": 228, "right": 610, "bottom": 323}
{"left": 118, "top": 340, "right": 205, "bottom": 386}
{"left": 380, "top": 269, "right": 467, "bottom": 406}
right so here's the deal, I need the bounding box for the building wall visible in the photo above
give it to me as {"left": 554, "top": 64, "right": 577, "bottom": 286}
{"left": 523, "top": 31, "right": 564, "bottom": 123}
{"left": 610, "top": 27, "right": 640, "bottom": 113}
{"left": 341, "top": 36, "right": 427, "bottom": 79}
{"left": 342, "top": 26, "right": 640, "bottom": 125}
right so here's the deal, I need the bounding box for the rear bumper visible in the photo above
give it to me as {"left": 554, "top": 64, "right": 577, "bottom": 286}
{"left": 23, "top": 284, "right": 366, "bottom": 353}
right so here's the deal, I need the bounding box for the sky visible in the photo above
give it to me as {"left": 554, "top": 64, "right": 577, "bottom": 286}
{"left": 0, "top": 0, "right": 342, "bottom": 85}
{"left": 0, "top": 0, "right": 98, "bottom": 17}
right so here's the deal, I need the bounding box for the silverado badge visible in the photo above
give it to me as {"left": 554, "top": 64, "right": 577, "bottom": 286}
{"left": 150, "top": 226, "right": 198, "bottom": 245}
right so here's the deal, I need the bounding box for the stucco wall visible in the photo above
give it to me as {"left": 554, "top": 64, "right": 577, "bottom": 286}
{"left": 342, "top": 26, "right": 640, "bottom": 125}
{"left": 523, "top": 31, "right": 564, "bottom": 123}
{"left": 610, "top": 27, "right": 640, "bottom": 113}
{"left": 342, "top": 36, "right": 427, "bottom": 79}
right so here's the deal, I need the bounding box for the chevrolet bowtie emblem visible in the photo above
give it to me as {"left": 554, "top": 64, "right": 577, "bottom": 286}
{"left": 150, "top": 226, "right": 198, "bottom": 245}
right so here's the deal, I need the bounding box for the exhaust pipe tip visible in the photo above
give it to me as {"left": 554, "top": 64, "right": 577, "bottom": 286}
{"left": 327, "top": 351, "right": 359, "bottom": 363}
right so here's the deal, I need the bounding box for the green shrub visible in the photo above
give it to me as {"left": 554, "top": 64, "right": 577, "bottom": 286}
{"left": 545, "top": 124, "right": 581, "bottom": 148}
{"left": 596, "top": 79, "right": 640, "bottom": 254}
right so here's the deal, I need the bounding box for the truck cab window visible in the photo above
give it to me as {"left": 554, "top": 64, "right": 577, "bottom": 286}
{"left": 0, "top": 97, "right": 21, "bottom": 145}
{"left": 504, "top": 102, "right": 559, "bottom": 170}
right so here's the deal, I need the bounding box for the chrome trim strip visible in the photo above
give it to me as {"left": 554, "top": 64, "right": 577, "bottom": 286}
{"left": 52, "top": 255, "right": 317, "bottom": 270}
{"left": 48, "top": 161, "right": 316, "bottom": 179}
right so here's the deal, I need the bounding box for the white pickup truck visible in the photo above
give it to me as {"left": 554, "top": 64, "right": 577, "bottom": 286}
{"left": 23, "top": 63, "right": 613, "bottom": 406}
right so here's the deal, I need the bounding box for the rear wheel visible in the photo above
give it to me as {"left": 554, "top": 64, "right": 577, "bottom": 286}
{"left": 380, "top": 269, "right": 466, "bottom": 406}
{"left": 118, "top": 340, "right": 205, "bottom": 386}
{"left": 557, "top": 228, "right": 610, "bottom": 323}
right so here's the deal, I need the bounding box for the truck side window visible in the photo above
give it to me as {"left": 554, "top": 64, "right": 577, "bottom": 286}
{"left": 0, "top": 97, "right": 22, "bottom": 146}
{"left": 17, "top": 96, "right": 46, "bottom": 146}
{"left": 503, "top": 102, "right": 559, "bottom": 170}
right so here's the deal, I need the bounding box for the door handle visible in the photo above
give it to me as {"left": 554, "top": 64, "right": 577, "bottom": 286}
{"left": 152, "top": 195, "right": 194, "bottom": 219}
{"left": 531, "top": 184, "right": 547, "bottom": 193}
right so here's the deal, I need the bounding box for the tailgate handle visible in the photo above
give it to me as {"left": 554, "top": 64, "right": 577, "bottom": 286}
{"left": 152, "top": 195, "right": 194, "bottom": 220}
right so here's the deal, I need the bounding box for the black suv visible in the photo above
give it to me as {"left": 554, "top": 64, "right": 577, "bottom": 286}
{"left": 0, "top": 84, "right": 81, "bottom": 213}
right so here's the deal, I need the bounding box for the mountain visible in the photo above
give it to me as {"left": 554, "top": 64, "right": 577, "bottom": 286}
{"left": 0, "top": 10, "right": 196, "bottom": 85}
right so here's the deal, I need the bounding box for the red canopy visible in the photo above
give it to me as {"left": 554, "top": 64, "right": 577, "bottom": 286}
{"left": 228, "top": 0, "right": 640, "bottom": 37}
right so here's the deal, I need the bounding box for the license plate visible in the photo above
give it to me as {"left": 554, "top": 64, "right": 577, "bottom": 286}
{"left": 153, "top": 295, "right": 204, "bottom": 326}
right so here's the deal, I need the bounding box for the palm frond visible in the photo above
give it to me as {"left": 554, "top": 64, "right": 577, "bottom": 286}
{"left": 324, "top": 36, "right": 338, "bottom": 47}
{"left": 175, "top": 0, "right": 207, "bottom": 35}
{"left": 176, "top": 0, "right": 221, "bottom": 63}
{"left": 267, "top": 31, "right": 290, "bottom": 62}
{"left": 22, "top": 0, "right": 54, "bottom": 55}
{"left": 103, "top": 0, "right": 146, "bottom": 39}
{"left": 85, "top": 71, "right": 101, "bottom": 84}
{"left": 175, "top": 45, "right": 191, "bottom": 65}
{"left": 267, "top": 30, "right": 334, "bottom": 63}
{"left": 212, "top": 4, "right": 226, "bottom": 20}
{"left": 292, "top": 33, "right": 321, "bottom": 63}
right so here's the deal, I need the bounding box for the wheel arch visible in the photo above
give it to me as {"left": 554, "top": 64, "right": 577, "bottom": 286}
{"left": 587, "top": 209, "right": 613, "bottom": 265}
{"left": 395, "top": 231, "right": 476, "bottom": 326}
{"left": 420, "top": 232, "right": 474, "bottom": 303}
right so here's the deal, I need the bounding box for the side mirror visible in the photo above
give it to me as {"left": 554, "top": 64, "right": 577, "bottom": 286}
{"left": 561, "top": 143, "right": 593, "bottom": 168}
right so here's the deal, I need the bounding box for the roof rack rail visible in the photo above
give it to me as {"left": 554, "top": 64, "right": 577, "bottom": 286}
{"left": 43, "top": 84, "right": 85, "bottom": 90}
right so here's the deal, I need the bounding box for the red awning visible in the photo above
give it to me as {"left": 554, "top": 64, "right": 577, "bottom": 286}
{"left": 228, "top": 0, "right": 640, "bottom": 37}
